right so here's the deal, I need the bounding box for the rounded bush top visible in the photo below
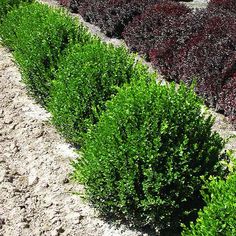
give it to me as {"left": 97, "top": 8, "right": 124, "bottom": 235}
{"left": 49, "top": 41, "right": 144, "bottom": 145}
{"left": 74, "top": 79, "right": 224, "bottom": 229}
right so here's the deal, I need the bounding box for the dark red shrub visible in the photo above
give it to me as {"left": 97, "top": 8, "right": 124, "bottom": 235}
{"left": 74, "top": 0, "right": 104, "bottom": 20}
{"left": 75, "top": 0, "right": 162, "bottom": 38}
{"left": 208, "top": 0, "right": 236, "bottom": 15}
{"left": 218, "top": 73, "right": 236, "bottom": 122}
{"left": 67, "top": 0, "right": 80, "bottom": 12}
{"left": 58, "top": 0, "right": 88, "bottom": 13}
{"left": 123, "top": 1, "right": 192, "bottom": 79}
{"left": 59, "top": 0, "right": 70, "bottom": 7}
{"left": 124, "top": 4, "right": 236, "bottom": 122}
{"left": 176, "top": 10, "right": 236, "bottom": 109}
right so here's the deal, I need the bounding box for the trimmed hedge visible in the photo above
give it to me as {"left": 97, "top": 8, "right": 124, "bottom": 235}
{"left": 123, "top": 1, "right": 192, "bottom": 78}
{"left": 75, "top": 0, "right": 161, "bottom": 38}
{"left": 0, "top": 3, "right": 90, "bottom": 105}
{"left": 48, "top": 41, "right": 145, "bottom": 145}
{"left": 0, "top": 0, "right": 33, "bottom": 22}
{"left": 73, "top": 78, "right": 224, "bottom": 230}
{"left": 0, "top": 0, "right": 232, "bottom": 233}
{"left": 182, "top": 172, "right": 236, "bottom": 236}
{"left": 124, "top": 2, "right": 236, "bottom": 124}
{"left": 176, "top": 9, "right": 236, "bottom": 112}
{"left": 208, "top": 0, "right": 236, "bottom": 15}
{"left": 218, "top": 74, "right": 236, "bottom": 122}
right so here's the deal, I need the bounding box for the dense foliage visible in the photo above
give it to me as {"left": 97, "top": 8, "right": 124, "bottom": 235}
{"left": 182, "top": 172, "right": 236, "bottom": 236}
{"left": 0, "top": 3, "right": 90, "bottom": 105}
{"left": 74, "top": 79, "right": 224, "bottom": 230}
{"left": 208, "top": 0, "right": 236, "bottom": 14}
{"left": 175, "top": 9, "right": 236, "bottom": 114}
{"left": 0, "top": 0, "right": 33, "bottom": 22}
{"left": 123, "top": 1, "right": 192, "bottom": 79}
{"left": 49, "top": 41, "right": 142, "bottom": 145}
{"left": 0, "top": 1, "right": 234, "bottom": 234}
{"left": 123, "top": 2, "right": 236, "bottom": 123}
{"left": 55, "top": 0, "right": 236, "bottom": 125}
{"left": 218, "top": 74, "right": 236, "bottom": 122}
{"left": 71, "top": 0, "right": 161, "bottom": 38}
{"left": 56, "top": 0, "right": 236, "bottom": 124}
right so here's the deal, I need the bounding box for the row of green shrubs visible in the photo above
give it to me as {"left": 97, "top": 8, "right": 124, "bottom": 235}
{"left": 0, "top": 1, "right": 235, "bottom": 234}
{"left": 0, "top": 0, "right": 33, "bottom": 22}
{"left": 0, "top": 2, "right": 90, "bottom": 105}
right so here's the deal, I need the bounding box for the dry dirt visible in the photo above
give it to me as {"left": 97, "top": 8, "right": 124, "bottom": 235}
{"left": 0, "top": 0, "right": 236, "bottom": 235}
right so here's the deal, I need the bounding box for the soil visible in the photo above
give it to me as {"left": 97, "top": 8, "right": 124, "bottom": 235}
{"left": 0, "top": 0, "right": 235, "bottom": 235}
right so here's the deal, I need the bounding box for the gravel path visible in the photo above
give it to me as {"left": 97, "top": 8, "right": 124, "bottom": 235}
{"left": 0, "top": 0, "right": 235, "bottom": 235}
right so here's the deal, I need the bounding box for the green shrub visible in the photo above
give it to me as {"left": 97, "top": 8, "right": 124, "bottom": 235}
{"left": 48, "top": 41, "right": 145, "bottom": 145}
{"left": 0, "top": 0, "right": 33, "bottom": 22}
{"left": 73, "top": 79, "right": 224, "bottom": 230}
{"left": 182, "top": 172, "right": 236, "bottom": 236}
{"left": 0, "top": 3, "right": 90, "bottom": 105}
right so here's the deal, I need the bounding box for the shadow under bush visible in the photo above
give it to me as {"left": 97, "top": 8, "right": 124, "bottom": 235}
{"left": 182, "top": 170, "right": 236, "bottom": 236}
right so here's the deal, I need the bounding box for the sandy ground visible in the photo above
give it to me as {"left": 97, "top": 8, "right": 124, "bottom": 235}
{"left": 0, "top": 0, "right": 236, "bottom": 235}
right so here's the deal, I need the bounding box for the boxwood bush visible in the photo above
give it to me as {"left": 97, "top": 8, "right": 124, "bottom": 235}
{"left": 48, "top": 41, "right": 144, "bottom": 145}
{"left": 182, "top": 172, "right": 236, "bottom": 236}
{"left": 0, "top": 3, "right": 90, "bottom": 105}
{"left": 73, "top": 79, "right": 224, "bottom": 230}
{"left": 0, "top": 0, "right": 33, "bottom": 22}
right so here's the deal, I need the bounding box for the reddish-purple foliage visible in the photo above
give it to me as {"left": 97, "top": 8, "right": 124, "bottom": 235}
{"left": 74, "top": 0, "right": 104, "bottom": 20}
{"left": 59, "top": 0, "right": 70, "bottom": 7}
{"left": 218, "top": 73, "right": 236, "bottom": 122}
{"left": 176, "top": 10, "right": 236, "bottom": 110}
{"left": 58, "top": 0, "right": 86, "bottom": 13}
{"left": 74, "top": 0, "right": 162, "bottom": 38}
{"left": 208, "top": 0, "right": 236, "bottom": 14}
{"left": 124, "top": 4, "right": 236, "bottom": 123}
{"left": 123, "top": 1, "right": 192, "bottom": 79}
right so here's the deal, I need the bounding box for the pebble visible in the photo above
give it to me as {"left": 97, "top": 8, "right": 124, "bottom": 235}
{"left": 4, "top": 117, "right": 13, "bottom": 124}
{"left": 28, "top": 169, "right": 39, "bottom": 186}
{"left": 0, "top": 167, "right": 6, "bottom": 182}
